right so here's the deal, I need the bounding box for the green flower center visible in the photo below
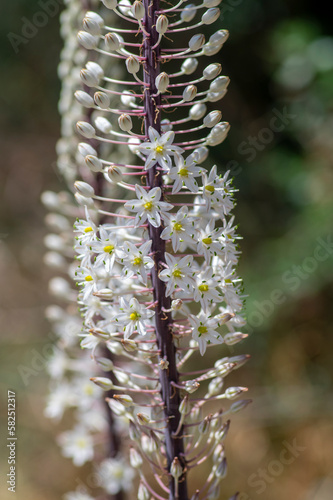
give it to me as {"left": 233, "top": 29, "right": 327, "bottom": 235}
{"left": 198, "top": 284, "right": 209, "bottom": 292}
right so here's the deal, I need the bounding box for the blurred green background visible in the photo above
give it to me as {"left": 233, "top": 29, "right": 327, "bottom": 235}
{"left": 1, "top": 0, "right": 333, "bottom": 499}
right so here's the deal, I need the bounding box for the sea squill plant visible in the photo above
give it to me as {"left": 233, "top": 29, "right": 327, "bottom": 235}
{"left": 47, "top": 0, "right": 251, "bottom": 498}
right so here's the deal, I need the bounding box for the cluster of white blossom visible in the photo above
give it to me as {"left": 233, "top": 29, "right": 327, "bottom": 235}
{"left": 43, "top": 2, "right": 135, "bottom": 499}
{"left": 46, "top": 0, "right": 251, "bottom": 498}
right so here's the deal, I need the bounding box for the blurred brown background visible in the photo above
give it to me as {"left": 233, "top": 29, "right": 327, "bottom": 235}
{"left": 1, "top": 0, "right": 333, "bottom": 499}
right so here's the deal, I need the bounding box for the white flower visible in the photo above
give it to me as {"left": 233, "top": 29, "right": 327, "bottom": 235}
{"left": 57, "top": 426, "right": 94, "bottom": 466}
{"left": 197, "top": 219, "right": 224, "bottom": 260}
{"left": 201, "top": 165, "right": 228, "bottom": 208}
{"left": 99, "top": 457, "right": 135, "bottom": 494}
{"left": 74, "top": 208, "right": 97, "bottom": 245}
{"left": 161, "top": 206, "right": 196, "bottom": 252}
{"left": 119, "top": 240, "right": 154, "bottom": 285}
{"left": 189, "top": 312, "right": 223, "bottom": 355}
{"left": 159, "top": 253, "right": 195, "bottom": 296}
{"left": 64, "top": 490, "right": 95, "bottom": 500}
{"left": 124, "top": 185, "right": 173, "bottom": 228}
{"left": 44, "top": 383, "right": 76, "bottom": 420}
{"left": 193, "top": 267, "right": 222, "bottom": 311}
{"left": 139, "top": 127, "right": 184, "bottom": 171}
{"left": 74, "top": 266, "right": 97, "bottom": 301}
{"left": 116, "top": 297, "right": 155, "bottom": 339}
{"left": 90, "top": 226, "right": 121, "bottom": 273}
{"left": 168, "top": 153, "right": 203, "bottom": 194}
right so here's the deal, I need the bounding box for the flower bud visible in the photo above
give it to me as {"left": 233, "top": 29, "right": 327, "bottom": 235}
{"left": 210, "top": 76, "right": 230, "bottom": 92}
{"left": 185, "top": 380, "right": 200, "bottom": 393}
{"left": 170, "top": 457, "right": 183, "bottom": 480}
{"left": 155, "top": 72, "right": 169, "bottom": 93}
{"left": 206, "top": 122, "right": 230, "bottom": 145}
{"left": 78, "top": 142, "right": 97, "bottom": 157}
{"left": 129, "top": 421, "right": 141, "bottom": 442}
{"left": 183, "top": 85, "right": 197, "bottom": 102}
{"left": 224, "top": 386, "right": 248, "bottom": 400}
{"left": 83, "top": 16, "right": 102, "bottom": 36}
{"left": 138, "top": 483, "right": 150, "bottom": 500}
{"left": 224, "top": 331, "right": 248, "bottom": 346}
{"left": 105, "top": 32, "right": 121, "bottom": 51}
{"left": 80, "top": 68, "right": 99, "bottom": 87}
{"left": 207, "top": 89, "right": 227, "bottom": 102}
{"left": 102, "top": 0, "right": 118, "bottom": 8}
{"left": 203, "top": 63, "right": 222, "bottom": 80}
{"left": 130, "top": 448, "right": 143, "bottom": 468}
{"left": 119, "top": 0, "right": 131, "bottom": 15}
{"left": 76, "top": 121, "right": 96, "bottom": 139}
{"left": 215, "top": 457, "right": 227, "bottom": 478}
{"left": 210, "top": 29, "right": 229, "bottom": 46}
{"left": 106, "top": 165, "right": 123, "bottom": 183}
{"left": 171, "top": 298, "right": 183, "bottom": 310}
{"left": 156, "top": 14, "right": 168, "bottom": 34}
{"left": 229, "top": 354, "right": 250, "bottom": 369}
{"left": 74, "top": 193, "right": 95, "bottom": 207}
{"left": 202, "top": 8, "right": 220, "bottom": 25}
{"left": 181, "top": 4, "right": 197, "bottom": 22}
{"left": 213, "top": 443, "right": 225, "bottom": 464}
{"left": 215, "top": 420, "right": 230, "bottom": 441}
{"left": 199, "top": 414, "right": 212, "bottom": 434}
{"left": 203, "top": 110, "right": 222, "bottom": 128}
{"left": 126, "top": 55, "right": 140, "bottom": 74}
{"left": 193, "top": 146, "right": 209, "bottom": 163}
{"left": 179, "top": 395, "right": 190, "bottom": 415}
{"left": 93, "top": 288, "right": 113, "bottom": 299}
{"left": 118, "top": 113, "right": 133, "bottom": 131}
{"left": 204, "top": 0, "right": 221, "bottom": 6}
{"left": 89, "top": 328, "right": 110, "bottom": 340}
{"left": 94, "top": 91, "right": 110, "bottom": 109}
{"left": 137, "top": 412, "right": 150, "bottom": 424}
{"left": 181, "top": 57, "right": 199, "bottom": 75}
{"left": 161, "top": 119, "right": 172, "bottom": 132}
{"left": 77, "top": 31, "right": 99, "bottom": 50}
{"left": 107, "top": 398, "right": 126, "bottom": 416}
{"left": 74, "top": 90, "right": 94, "bottom": 108}
{"left": 96, "top": 357, "right": 114, "bottom": 371}
{"left": 121, "top": 339, "right": 138, "bottom": 352}
{"left": 208, "top": 377, "right": 223, "bottom": 397}
{"left": 121, "top": 91, "right": 136, "bottom": 107}
{"left": 203, "top": 43, "right": 223, "bottom": 56}
{"left": 131, "top": 1, "right": 145, "bottom": 20}
{"left": 189, "top": 34, "right": 205, "bottom": 51}
{"left": 74, "top": 181, "right": 95, "bottom": 198}
{"left": 90, "top": 377, "right": 113, "bottom": 390}
{"left": 190, "top": 103, "right": 207, "bottom": 120}
{"left": 95, "top": 116, "right": 112, "bottom": 134}
{"left": 113, "top": 394, "right": 134, "bottom": 407}
{"left": 208, "top": 486, "right": 220, "bottom": 500}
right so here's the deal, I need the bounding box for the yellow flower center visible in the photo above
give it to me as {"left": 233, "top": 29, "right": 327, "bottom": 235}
{"left": 178, "top": 168, "right": 189, "bottom": 177}
{"left": 133, "top": 257, "right": 142, "bottom": 266}
{"left": 130, "top": 311, "right": 140, "bottom": 321}
{"left": 84, "top": 384, "right": 94, "bottom": 395}
{"left": 76, "top": 438, "right": 88, "bottom": 448}
{"left": 198, "top": 326, "right": 208, "bottom": 335}
{"left": 84, "top": 226, "right": 93, "bottom": 233}
{"left": 225, "top": 279, "right": 232, "bottom": 284}
{"left": 174, "top": 222, "right": 183, "bottom": 231}
{"left": 103, "top": 245, "right": 114, "bottom": 253}
{"left": 172, "top": 269, "right": 182, "bottom": 278}
{"left": 205, "top": 185, "right": 215, "bottom": 193}
{"left": 85, "top": 275, "right": 93, "bottom": 282}
{"left": 198, "top": 284, "right": 209, "bottom": 292}
{"left": 202, "top": 237, "right": 212, "bottom": 245}
{"left": 155, "top": 145, "right": 164, "bottom": 154}
{"left": 144, "top": 201, "right": 153, "bottom": 210}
